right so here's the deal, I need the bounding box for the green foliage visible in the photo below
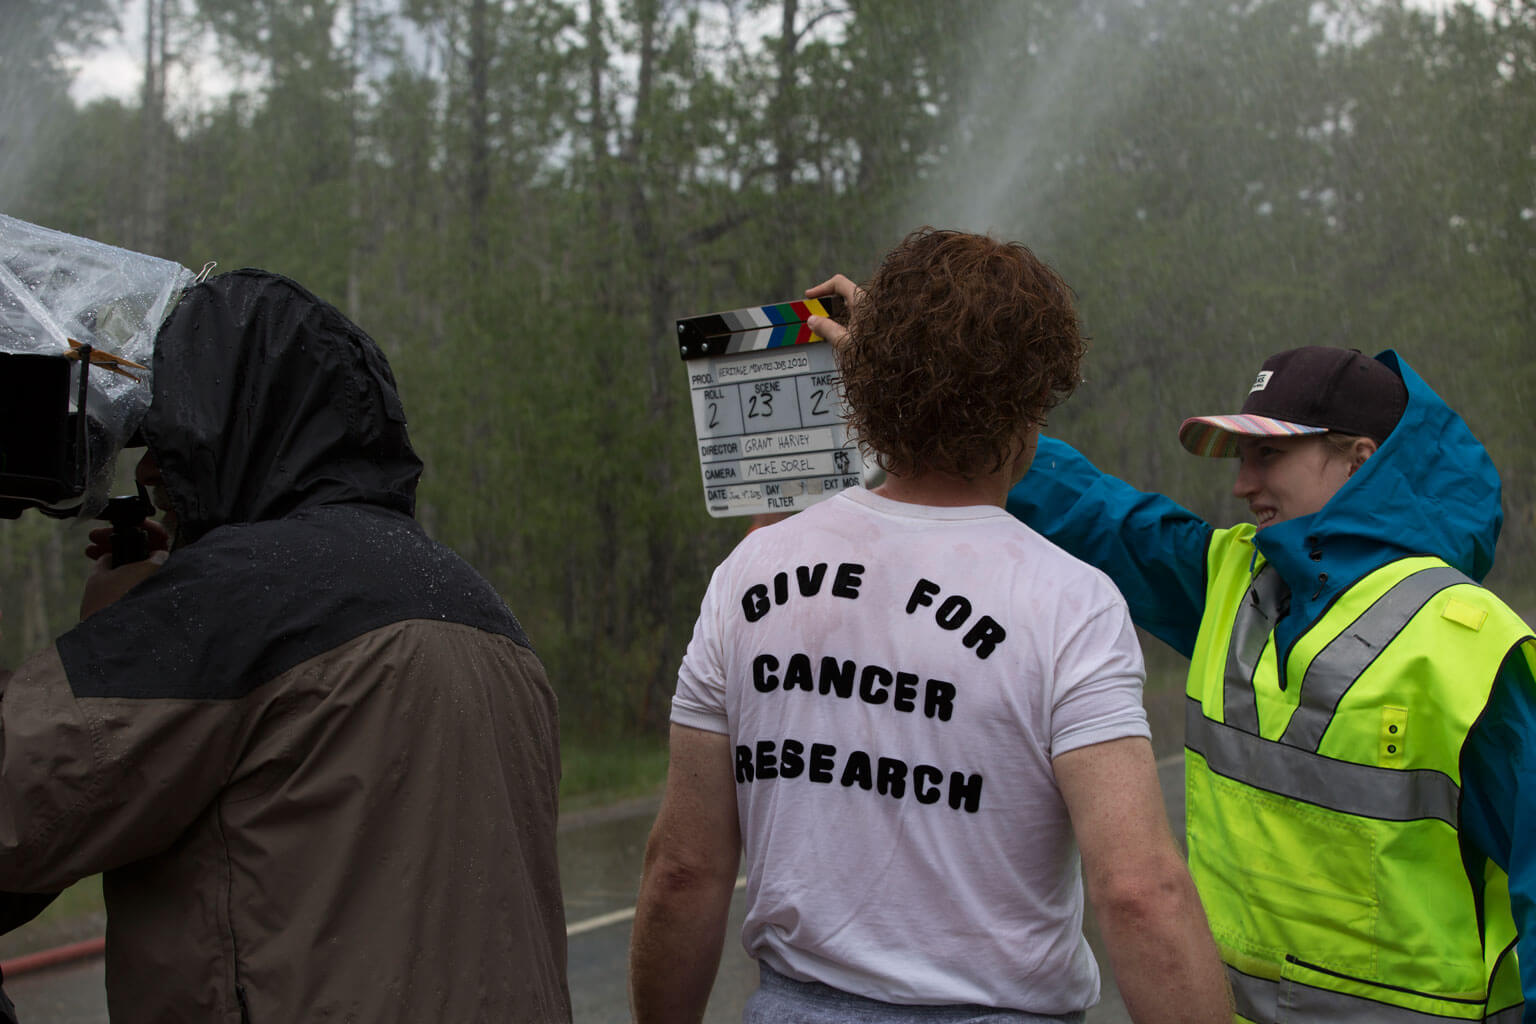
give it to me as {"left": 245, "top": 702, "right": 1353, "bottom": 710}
{"left": 3, "top": 0, "right": 1532, "bottom": 741}
{"left": 558, "top": 730, "right": 670, "bottom": 812}
{"left": 0, "top": 875, "right": 104, "bottom": 961}
{"left": 0, "top": 0, "right": 116, "bottom": 208}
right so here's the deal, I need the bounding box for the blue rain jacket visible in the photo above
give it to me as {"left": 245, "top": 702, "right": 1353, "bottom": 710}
{"left": 1007, "top": 350, "right": 1536, "bottom": 1010}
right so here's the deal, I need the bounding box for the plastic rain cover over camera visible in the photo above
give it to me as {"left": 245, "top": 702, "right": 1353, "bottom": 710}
{"left": 0, "top": 215, "right": 195, "bottom": 516}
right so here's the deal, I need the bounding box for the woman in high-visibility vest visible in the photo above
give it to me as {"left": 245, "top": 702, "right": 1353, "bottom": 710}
{"left": 1008, "top": 346, "right": 1534, "bottom": 1023}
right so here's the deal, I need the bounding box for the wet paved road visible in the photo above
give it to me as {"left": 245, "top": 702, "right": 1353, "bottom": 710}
{"left": 5, "top": 757, "right": 1186, "bottom": 1024}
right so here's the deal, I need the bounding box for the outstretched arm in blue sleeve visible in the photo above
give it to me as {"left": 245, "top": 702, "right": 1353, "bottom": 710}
{"left": 1460, "top": 640, "right": 1536, "bottom": 1007}
{"left": 1007, "top": 437, "right": 1215, "bottom": 658}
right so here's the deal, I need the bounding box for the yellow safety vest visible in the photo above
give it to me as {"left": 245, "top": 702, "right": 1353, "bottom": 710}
{"left": 1185, "top": 526, "right": 1527, "bottom": 1023}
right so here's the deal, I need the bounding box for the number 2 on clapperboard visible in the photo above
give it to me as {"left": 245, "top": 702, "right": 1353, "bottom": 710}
{"left": 708, "top": 402, "right": 719, "bottom": 428}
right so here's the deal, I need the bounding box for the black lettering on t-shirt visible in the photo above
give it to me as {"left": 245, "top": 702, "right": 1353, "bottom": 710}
{"left": 796, "top": 563, "right": 828, "bottom": 596}
{"left": 840, "top": 750, "right": 873, "bottom": 790}
{"left": 780, "top": 738, "right": 805, "bottom": 779}
{"left": 962, "top": 615, "right": 1006, "bottom": 659}
{"left": 935, "top": 594, "right": 972, "bottom": 630}
{"left": 734, "top": 740, "right": 980, "bottom": 813}
{"left": 784, "top": 652, "right": 814, "bottom": 692}
{"left": 809, "top": 743, "right": 837, "bottom": 783}
{"left": 949, "top": 771, "right": 984, "bottom": 813}
{"left": 905, "top": 578, "right": 941, "bottom": 614}
{"left": 831, "top": 562, "right": 865, "bottom": 599}
{"left": 925, "top": 680, "right": 956, "bottom": 721}
{"left": 742, "top": 584, "right": 770, "bottom": 622}
{"left": 914, "top": 764, "right": 943, "bottom": 804}
{"left": 877, "top": 757, "right": 908, "bottom": 798}
{"left": 858, "top": 664, "right": 892, "bottom": 704}
{"left": 751, "top": 651, "right": 957, "bottom": 725}
{"left": 902, "top": 578, "right": 1007, "bottom": 659}
{"left": 753, "top": 653, "right": 779, "bottom": 692}
{"left": 819, "top": 657, "right": 855, "bottom": 698}
{"left": 756, "top": 740, "right": 779, "bottom": 780}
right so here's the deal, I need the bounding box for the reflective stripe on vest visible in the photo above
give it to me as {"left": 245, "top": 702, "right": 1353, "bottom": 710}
{"left": 1228, "top": 965, "right": 1523, "bottom": 1024}
{"left": 1279, "top": 566, "right": 1469, "bottom": 750}
{"left": 1185, "top": 695, "right": 1460, "bottom": 824}
{"left": 1220, "top": 562, "right": 1472, "bottom": 747}
{"left": 1221, "top": 563, "right": 1287, "bottom": 735}
{"left": 1192, "top": 564, "right": 1475, "bottom": 825}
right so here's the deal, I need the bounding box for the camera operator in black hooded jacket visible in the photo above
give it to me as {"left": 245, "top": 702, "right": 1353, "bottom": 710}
{"left": 0, "top": 270, "right": 571, "bottom": 1023}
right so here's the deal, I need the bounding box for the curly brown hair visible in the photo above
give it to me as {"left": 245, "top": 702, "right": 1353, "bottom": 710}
{"left": 838, "top": 228, "right": 1086, "bottom": 479}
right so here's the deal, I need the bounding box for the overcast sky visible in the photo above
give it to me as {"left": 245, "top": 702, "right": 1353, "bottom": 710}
{"left": 67, "top": 0, "right": 238, "bottom": 108}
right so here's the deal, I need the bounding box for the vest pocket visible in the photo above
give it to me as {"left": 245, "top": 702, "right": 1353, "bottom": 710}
{"left": 1188, "top": 767, "right": 1379, "bottom": 976}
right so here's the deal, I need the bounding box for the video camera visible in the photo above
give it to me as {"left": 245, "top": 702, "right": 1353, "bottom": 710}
{"left": 0, "top": 215, "right": 194, "bottom": 522}
{"left": 0, "top": 349, "right": 84, "bottom": 517}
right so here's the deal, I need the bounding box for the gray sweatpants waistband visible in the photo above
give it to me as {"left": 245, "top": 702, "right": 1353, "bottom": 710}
{"left": 742, "top": 962, "right": 1087, "bottom": 1024}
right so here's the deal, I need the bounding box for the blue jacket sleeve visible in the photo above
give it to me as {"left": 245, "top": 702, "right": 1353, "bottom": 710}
{"left": 1459, "top": 639, "right": 1536, "bottom": 1008}
{"left": 1006, "top": 437, "right": 1215, "bottom": 658}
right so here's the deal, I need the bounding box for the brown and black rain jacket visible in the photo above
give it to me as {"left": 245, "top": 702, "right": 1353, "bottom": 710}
{"left": 0, "top": 270, "right": 570, "bottom": 1023}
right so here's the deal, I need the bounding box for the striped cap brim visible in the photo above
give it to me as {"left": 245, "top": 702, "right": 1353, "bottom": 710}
{"left": 1178, "top": 414, "right": 1327, "bottom": 458}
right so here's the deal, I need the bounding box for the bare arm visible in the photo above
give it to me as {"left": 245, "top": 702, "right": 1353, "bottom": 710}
{"left": 629, "top": 724, "right": 742, "bottom": 1024}
{"left": 1054, "top": 737, "right": 1231, "bottom": 1024}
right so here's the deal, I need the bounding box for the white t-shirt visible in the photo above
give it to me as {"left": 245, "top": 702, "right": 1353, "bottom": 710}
{"left": 672, "top": 487, "right": 1150, "bottom": 1014}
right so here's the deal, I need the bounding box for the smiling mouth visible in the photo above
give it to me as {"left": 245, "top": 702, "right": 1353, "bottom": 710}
{"left": 1253, "top": 507, "right": 1277, "bottom": 527}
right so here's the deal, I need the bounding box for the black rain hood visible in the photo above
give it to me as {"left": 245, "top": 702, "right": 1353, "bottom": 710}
{"left": 141, "top": 270, "right": 422, "bottom": 545}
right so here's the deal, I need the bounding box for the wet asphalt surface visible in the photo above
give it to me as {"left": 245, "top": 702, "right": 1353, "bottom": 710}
{"left": 4, "top": 758, "right": 1186, "bottom": 1024}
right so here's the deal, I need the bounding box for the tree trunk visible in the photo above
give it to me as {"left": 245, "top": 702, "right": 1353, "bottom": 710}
{"left": 769, "top": 0, "right": 799, "bottom": 296}
{"left": 346, "top": 0, "right": 365, "bottom": 316}
{"left": 467, "top": 0, "right": 492, "bottom": 271}
{"left": 139, "top": 0, "right": 170, "bottom": 253}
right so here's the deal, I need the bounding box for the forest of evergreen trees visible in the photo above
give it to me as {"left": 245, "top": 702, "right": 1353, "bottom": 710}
{"left": 2, "top": 0, "right": 1532, "bottom": 739}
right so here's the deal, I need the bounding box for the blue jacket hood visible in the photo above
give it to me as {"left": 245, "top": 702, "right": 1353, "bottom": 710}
{"left": 1255, "top": 350, "right": 1502, "bottom": 637}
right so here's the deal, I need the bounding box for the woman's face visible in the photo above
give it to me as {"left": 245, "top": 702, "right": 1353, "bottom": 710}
{"left": 1231, "top": 435, "right": 1368, "bottom": 529}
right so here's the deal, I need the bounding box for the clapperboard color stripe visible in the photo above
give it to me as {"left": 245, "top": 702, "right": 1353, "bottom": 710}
{"left": 676, "top": 295, "right": 848, "bottom": 360}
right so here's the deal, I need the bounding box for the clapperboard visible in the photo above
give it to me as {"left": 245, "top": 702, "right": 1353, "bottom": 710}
{"left": 677, "top": 296, "right": 864, "bottom": 518}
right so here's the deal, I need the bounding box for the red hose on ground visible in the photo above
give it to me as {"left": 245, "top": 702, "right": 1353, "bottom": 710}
{"left": 1, "top": 936, "right": 105, "bottom": 977}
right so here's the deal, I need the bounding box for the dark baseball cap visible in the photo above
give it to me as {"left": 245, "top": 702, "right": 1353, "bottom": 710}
{"left": 1179, "top": 347, "right": 1407, "bottom": 458}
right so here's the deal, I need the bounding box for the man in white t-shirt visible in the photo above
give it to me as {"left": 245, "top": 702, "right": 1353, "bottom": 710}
{"left": 630, "top": 229, "right": 1230, "bottom": 1024}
